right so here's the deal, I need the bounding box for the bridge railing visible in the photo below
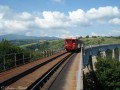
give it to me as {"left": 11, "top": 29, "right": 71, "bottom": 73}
{"left": 83, "top": 44, "right": 120, "bottom": 68}
{"left": 0, "top": 48, "right": 63, "bottom": 72}
{"left": 76, "top": 46, "right": 83, "bottom": 90}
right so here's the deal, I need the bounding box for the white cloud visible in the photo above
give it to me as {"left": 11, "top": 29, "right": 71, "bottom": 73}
{"left": 14, "top": 12, "right": 34, "bottom": 20}
{"left": 109, "top": 18, "right": 120, "bottom": 25}
{"left": 35, "top": 11, "right": 70, "bottom": 29}
{"left": 0, "top": 5, "right": 120, "bottom": 37}
{"left": 0, "top": 5, "right": 11, "bottom": 14}
{"left": 112, "top": 30, "right": 120, "bottom": 33}
{"left": 91, "top": 32, "right": 98, "bottom": 36}
{"left": 52, "top": 0, "right": 64, "bottom": 4}
{"left": 4, "top": 20, "right": 28, "bottom": 30}
{"left": 0, "top": 5, "right": 35, "bottom": 35}
{"left": 42, "top": 11, "right": 66, "bottom": 21}
{"left": 108, "top": 30, "right": 120, "bottom": 36}
{"left": 69, "top": 9, "right": 88, "bottom": 25}
{"left": 25, "top": 32, "right": 32, "bottom": 36}
{"left": 86, "top": 6, "right": 120, "bottom": 20}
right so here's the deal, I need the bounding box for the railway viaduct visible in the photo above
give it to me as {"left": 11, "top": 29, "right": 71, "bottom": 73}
{"left": 77, "top": 44, "right": 120, "bottom": 90}
{"left": 0, "top": 44, "right": 120, "bottom": 90}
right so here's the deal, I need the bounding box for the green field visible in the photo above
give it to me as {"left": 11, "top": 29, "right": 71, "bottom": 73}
{"left": 81, "top": 36, "right": 120, "bottom": 46}
{"left": 19, "top": 42, "right": 38, "bottom": 48}
{"left": 19, "top": 40, "right": 64, "bottom": 51}
{"left": 19, "top": 37, "right": 120, "bottom": 51}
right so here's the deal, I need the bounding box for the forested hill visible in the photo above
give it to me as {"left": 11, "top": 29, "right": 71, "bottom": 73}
{"left": 0, "top": 34, "right": 60, "bottom": 41}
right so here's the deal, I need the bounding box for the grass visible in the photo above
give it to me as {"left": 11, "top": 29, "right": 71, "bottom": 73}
{"left": 19, "top": 40, "right": 64, "bottom": 51}
{"left": 81, "top": 37, "right": 120, "bottom": 46}
{"left": 19, "top": 42, "right": 38, "bottom": 48}
{"left": 19, "top": 37, "right": 120, "bottom": 51}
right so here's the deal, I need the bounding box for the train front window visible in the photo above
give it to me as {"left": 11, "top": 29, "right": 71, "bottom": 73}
{"left": 65, "top": 39, "right": 69, "bottom": 44}
{"left": 72, "top": 40, "right": 75, "bottom": 43}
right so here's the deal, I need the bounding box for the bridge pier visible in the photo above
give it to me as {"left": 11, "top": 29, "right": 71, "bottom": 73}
{"left": 83, "top": 44, "right": 120, "bottom": 90}
{"left": 112, "top": 49, "right": 115, "bottom": 59}
{"left": 100, "top": 51, "right": 106, "bottom": 58}
{"left": 87, "top": 55, "right": 97, "bottom": 71}
{"left": 99, "top": 49, "right": 119, "bottom": 60}
{"left": 114, "top": 48, "right": 119, "bottom": 60}
{"left": 92, "top": 56, "right": 97, "bottom": 71}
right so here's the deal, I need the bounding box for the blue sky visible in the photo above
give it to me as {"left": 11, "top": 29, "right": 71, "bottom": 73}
{"left": 0, "top": 0, "right": 120, "bottom": 38}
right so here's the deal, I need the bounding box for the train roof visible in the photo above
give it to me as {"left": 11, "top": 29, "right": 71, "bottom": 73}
{"left": 65, "top": 37, "right": 77, "bottom": 40}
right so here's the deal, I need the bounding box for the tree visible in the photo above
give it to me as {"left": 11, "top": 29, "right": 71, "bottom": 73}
{"left": 86, "top": 35, "right": 89, "bottom": 38}
{"left": 101, "top": 38, "right": 105, "bottom": 42}
{"left": 0, "top": 39, "right": 23, "bottom": 54}
{"left": 95, "top": 58, "right": 120, "bottom": 89}
{"left": 84, "top": 58, "right": 120, "bottom": 90}
{"left": 92, "top": 36, "right": 97, "bottom": 38}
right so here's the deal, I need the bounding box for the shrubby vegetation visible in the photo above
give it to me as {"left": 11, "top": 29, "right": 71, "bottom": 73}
{"left": 9, "top": 39, "right": 39, "bottom": 46}
{"left": 0, "top": 40, "right": 27, "bottom": 71}
{"left": 0, "top": 39, "right": 24, "bottom": 55}
{"left": 84, "top": 57, "right": 120, "bottom": 90}
{"left": 21, "top": 40, "right": 64, "bottom": 51}
{"left": 81, "top": 36, "right": 120, "bottom": 46}
{"left": 0, "top": 39, "right": 64, "bottom": 72}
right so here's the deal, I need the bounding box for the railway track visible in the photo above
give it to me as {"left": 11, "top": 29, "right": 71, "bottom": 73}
{"left": 27, "top": 53, "right": 74, "bottom": 90}
{"left": 0, "top": 51, "right": 73, "bottom": 90}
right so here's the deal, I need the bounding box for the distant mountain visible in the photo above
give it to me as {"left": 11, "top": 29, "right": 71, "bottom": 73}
{"left": 0, "top": 34, "right": 60, "bottom": 41}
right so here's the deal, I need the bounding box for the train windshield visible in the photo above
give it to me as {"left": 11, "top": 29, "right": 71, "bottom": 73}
{"left": 65, "top": 39, "right": 68, "bottom": 44}
{"left": 72, "top": 40, "right": 75, "bottom": 43}
{"left": 65, "top": 39, "right": 76, "bottom": 44}
{"left": 65, "top": 39, "right": 70, "bottom": 44}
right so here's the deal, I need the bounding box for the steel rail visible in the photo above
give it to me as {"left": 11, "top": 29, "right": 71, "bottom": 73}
{"left": 27, "top": 53, "right": 73, "bottom": 90}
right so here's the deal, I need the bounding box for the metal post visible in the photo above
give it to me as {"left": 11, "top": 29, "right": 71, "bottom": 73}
{"left": 48, "top": 50, "right": 50, "bottom": 56}
{"left": 45, "top": 50, "right": 47, "bottom": 57}
{"left": 48, "top": 50, "right": 49, "bottom": 56}
{"left": 3, "top": 55, "right": 6, "bottom": 71}
{"left": 47, "top": 50, "right": 48, "bottom": 56}
{"left": 50, "top": 50, "right": 52, "bottom": 56}
{"left": 52, "top": 49, "right": 54, "bottom": 55}
{"left": 53, "top": 50, "right": 55, "bottom": 54}
{"left": 30, "top": 52, "right": 31, "bottom": 58}
{"left": 41, "top": 51, "right": 43, "bottom": 58}
{"left": 43, "top": 51, "right": 45, "bottom": 57}
{"left": 14, "top": 53, "right": 17, "bottom": 67}
{"left": 119, "top": 50, "right": 120, "bottom": 62}
{"left": 23, "top": 53, "right": 25, "bottom": 64}
{"left": 52, "top": 49, "right": 53, "bottom": 55}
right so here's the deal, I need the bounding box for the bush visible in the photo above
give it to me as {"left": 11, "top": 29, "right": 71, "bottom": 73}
{"left": 0, "top": 40, "right": 23, "bottom": 54}
{"left": 86, "top": 35, "right": 89, "bottom": 38}
{"left": 95, "top": 58, "right": 120, "bottom": 89}
{"left": 84, "top": 58, "right": 120, "bottom": 90}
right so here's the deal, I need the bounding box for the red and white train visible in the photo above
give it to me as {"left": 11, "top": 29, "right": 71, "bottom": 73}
{"left": 64, "top": 38, "right": 82, "bottom": 51}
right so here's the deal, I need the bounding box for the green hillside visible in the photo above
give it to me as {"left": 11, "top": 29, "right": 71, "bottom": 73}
{"left": 19, "top": 40, "right": 64, "bottom": 51}
{"left": 81, "top": 36, "right": 120, "bottom": 46}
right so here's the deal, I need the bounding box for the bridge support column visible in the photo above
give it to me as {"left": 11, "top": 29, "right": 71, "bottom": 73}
{"left": 98, "top": 51, "right": 106, "bottom": 58}
{"left": 100, "top": 51, "right": 106, "bottom": 58}
{"left": 114, "top": 48, "right": 119, "bottom": 60}
{"left": 112, "top": 49, "right": 115, "bottom": 59}
{"left": 92, "top": 56, "right": 97, "bottom": 71}
{"left": 87, "top": 55, "right": 97, "bottom": 72}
